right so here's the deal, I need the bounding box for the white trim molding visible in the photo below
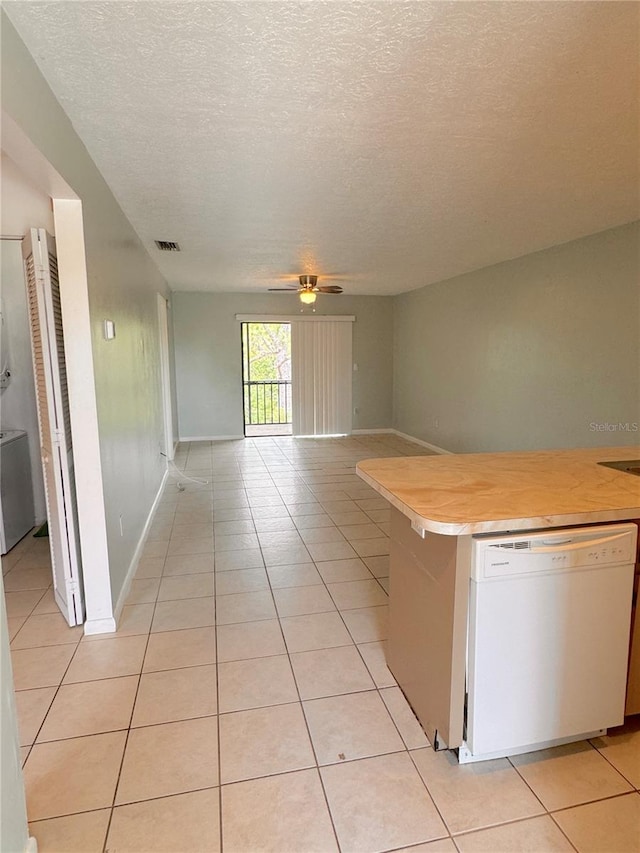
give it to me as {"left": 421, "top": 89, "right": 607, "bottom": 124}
{"left": 235, "top": 314, "right": 355, "bottom": 323}
{"left": 83, "top": 616, "right": 117, "bottom": 636}
{"left": 54, "top": 198, "right": 115, "bottom": 629}
{"left": 1, "top": 111, "right": 78, "bottom": 201}
{"left": 294, "top": 433, "right": 349, "bottom": 439}
{"left": 110, "top": 468, "right": 170, "bottom": 628}
{"left": 352, "top": 428, "right": 394, "bottom": 435}
{"left": 179, "top": 434, "right": 245, "bottom": 442}
{"left": 350, "top": 427, "right": 452, "bottom": 454}
{"left": 178, "top": 428, "right": 453, "bottom": 453}
{"left": 392, "top": 429, "right": 453, "bottom": 455}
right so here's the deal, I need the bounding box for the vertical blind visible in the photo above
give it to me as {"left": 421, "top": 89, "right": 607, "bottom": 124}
{"left": 291, "top": 320, "right": 353, "bottom": 436}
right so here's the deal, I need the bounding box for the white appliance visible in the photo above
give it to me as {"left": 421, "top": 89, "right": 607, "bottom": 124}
{"left": 460, "top": 523, "right": 637, "bottom": 764}
{"left": 0, "top": 430, "right": 35, "bottom": 554}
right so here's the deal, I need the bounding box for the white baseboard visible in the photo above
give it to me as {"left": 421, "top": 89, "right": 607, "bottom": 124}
{"left": 351, "top": 428, "right": 395, "bottom": 435}
{"left": 391, "top": 429, "right": 452, "bottom": 455}
{"left": 178, "top": 435, "right": 244, "bottom": 442}
{"left": 112, "top": 468, "right": 169, "bottom": 625}
{"left": 25, "top": 836, "right": 38, "bottom": 853}
{"left": 178, "top": 430, "right": 452, "bottom": 454}
{"left": 351, "top": 427, "right": 452, "bottom": 454}
{"left": 83, "top": 616, "right": 117, "bottom": 635}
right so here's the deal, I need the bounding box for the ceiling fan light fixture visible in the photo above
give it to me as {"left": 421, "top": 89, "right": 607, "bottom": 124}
{"left": 299, "top": 290, "right": 317, "bottom": 305}
{"left": 299, "top": 274, "right": 318, "bottom": 288}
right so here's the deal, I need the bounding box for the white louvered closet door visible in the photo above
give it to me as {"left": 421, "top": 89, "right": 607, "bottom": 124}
{"left": 23, "top": 229, "right": 84, "bottom": 626}
{"left": 291, "top": 320, "right": 353, "bottom": 436}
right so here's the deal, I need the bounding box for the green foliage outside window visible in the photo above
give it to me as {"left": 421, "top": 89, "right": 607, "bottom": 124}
{"left": 242, "top": 323, "right": 292, "bottom": 424}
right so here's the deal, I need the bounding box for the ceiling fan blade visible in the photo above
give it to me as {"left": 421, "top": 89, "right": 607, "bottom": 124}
{"left": 269, "top": 272, "right": 351, "bottom": 282}
{"left": 317, "top": 286, "right": 343, "bottom": 294}
{"left": 268, "top": 287, "right": 299, "bottom": 291}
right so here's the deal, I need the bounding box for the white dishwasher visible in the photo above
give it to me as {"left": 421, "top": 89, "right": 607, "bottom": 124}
{"left": 460, "top": 523, "right": 637, "bottom": 764}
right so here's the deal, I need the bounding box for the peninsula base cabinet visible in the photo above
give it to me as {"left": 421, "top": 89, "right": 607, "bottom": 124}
{"left": 624, "top": 520, "right": 640, "bottom": 715}
{"left": 626, "top": 563, "right": 640, "bottom": 715}
{"left": 387, "top": 507, "right": 471, "bottom": 750}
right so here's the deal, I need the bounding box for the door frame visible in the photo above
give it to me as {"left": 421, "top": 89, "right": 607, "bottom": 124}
{"left": 236, "top": 313, "right": 356, "bottom": 438}
{"left": 157, "top": 293, "right": 174, "bottom": 461}
{"left": 240, "top": 320, "right": 293, "bottom": 437}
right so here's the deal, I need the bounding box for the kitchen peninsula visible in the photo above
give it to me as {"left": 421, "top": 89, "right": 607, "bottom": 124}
{"left": 356, "top": 445, "right": 640, "bottom": 759}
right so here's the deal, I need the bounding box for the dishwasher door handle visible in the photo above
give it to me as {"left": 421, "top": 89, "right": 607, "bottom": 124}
{"left": 530, "top": 531, "right": 632, "bottom": 553}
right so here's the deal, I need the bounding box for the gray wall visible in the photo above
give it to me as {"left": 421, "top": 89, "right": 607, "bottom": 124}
{"left": 0, "top": 576, "right": 30, "bottom": 853}
{"left": 2, "top": 15, "right": 170, "bottom": 606}
{"left": 173, "top": 293, "right": 394, "bottom": 438}
{"left": 393, "top": 222, "right": 640, "bottom": 452}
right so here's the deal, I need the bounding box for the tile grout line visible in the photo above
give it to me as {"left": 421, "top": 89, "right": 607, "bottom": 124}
{"left": 210, "top": 463, "right": 225, "bottom": 853}
{"left": 17, "top": 620, "right": 84, "bottom": 771}
{"left": 5, "top": 583, "right": 50, "bottom": 626}
{"left": 582, "top": 734, "right": 640, "bottom": 791}
{"left": 505, "top": 739, "right": 631, "bottom": 851}
{"left": 262, "top": 440, "right": 454, "bottom": 848}
{"left": 209, "top": 441, "right": 369, "bottom": 843}
{"left": 101, "top": 479, "right": 180, "bottom": 852}
{"left": 257, "top": 441, "right": 416, "bottom": 844}
{"left": 252, "top": 435, "right": 345, "bottom": 853}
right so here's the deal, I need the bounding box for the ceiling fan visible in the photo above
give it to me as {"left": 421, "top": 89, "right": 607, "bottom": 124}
{"left": 269, "top": 274, "right": 343, "bottom": 305}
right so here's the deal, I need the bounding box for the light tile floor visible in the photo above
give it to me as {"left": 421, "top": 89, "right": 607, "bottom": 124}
{"left": 4, "top": 435, "right": 640, "bottom": 853}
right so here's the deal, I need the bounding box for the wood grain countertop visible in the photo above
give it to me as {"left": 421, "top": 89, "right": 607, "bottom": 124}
{"left": 356, "top": 445, "right": 640, "bottom": 535}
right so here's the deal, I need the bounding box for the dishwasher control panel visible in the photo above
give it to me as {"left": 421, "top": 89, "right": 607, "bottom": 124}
{"left": 472, "top": 524, "right": 637, "bottom": 580}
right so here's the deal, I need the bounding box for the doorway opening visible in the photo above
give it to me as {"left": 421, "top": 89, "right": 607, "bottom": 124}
{"left": 157, "top": 294, "right": 174, "bottom": 460}
{"left": 241, "top": 322, "right": 292, "bottom": 437}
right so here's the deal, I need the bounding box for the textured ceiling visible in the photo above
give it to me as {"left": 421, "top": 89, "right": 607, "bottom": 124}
{"left": 5, "top": 1, "right": 639, "bottom": 295}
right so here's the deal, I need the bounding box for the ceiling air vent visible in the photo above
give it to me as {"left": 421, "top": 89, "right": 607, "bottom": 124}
{"left": 154, "top": 240, "right": 181, "bottom": 252}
